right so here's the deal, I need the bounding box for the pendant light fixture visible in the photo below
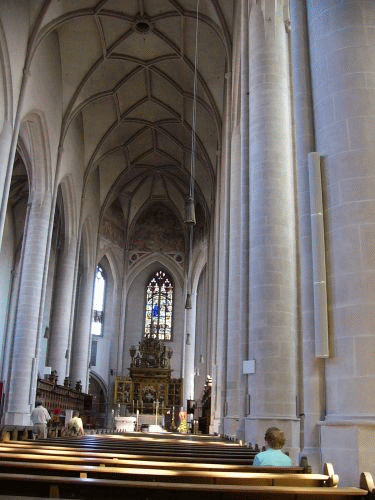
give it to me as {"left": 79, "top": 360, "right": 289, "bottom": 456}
{"left": 185, "top": 0, "right": 199, "bottom": 309}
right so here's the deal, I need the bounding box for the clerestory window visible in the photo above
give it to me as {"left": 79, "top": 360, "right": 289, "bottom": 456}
{"left": 144, "top": 270, "right": 173, "bottom": 341}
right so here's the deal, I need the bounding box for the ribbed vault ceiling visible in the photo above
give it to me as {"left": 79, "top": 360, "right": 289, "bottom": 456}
{"left": 28, "top": 0, "right": 234, "bottom": 246}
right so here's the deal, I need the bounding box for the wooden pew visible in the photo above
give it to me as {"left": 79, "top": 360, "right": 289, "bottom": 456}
{"left": 0, "top": 449, "right": 360, "bottom": 491}
{"left": 0, "top": 448, "right": 305, "bottom": 473}
{"left": 40, "top": 434, "right": 258, "bottom": 457}
{"left": 0, "top": 436, "right": 259, "bottom": 465}
{"left": 0, "top": 438, "right": 310, "bottom": 473}
{"left": 360, "top": 472, "right": 375, "bottom": 500}
{"left": 0, "top": 471, "right": 369, "bottom": 500}
{"left": 0, "top": 458, "right": 320, "bottom": 485}
{"left": 0, "top": 435, "right": 369, "bottom": 500}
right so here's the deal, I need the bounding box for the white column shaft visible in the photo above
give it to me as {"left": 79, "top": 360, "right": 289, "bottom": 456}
{"left": 211, "top": 71, "right": 231, "bottom": 435}
{"left": 47, "top": 237, "right": 77, "bottom": 382}
{"left": 249, "top": 1, "right": 296, "bottom": 418}
{"left": 0, "top": 124, "right": 13, "bottom": 243}
{"left": 290, "top": 0, "right": 323, "bottom": 469}
{"left": 183, "top": 294, "right": 196, "bottom": 406}
{"left": 225, "top": 0, "right": 249, "bottom": 440}
{"left": 70, "top": 269, "right": 94, "bottom": 390}
{"left": 6, "top": 193, "right": 52, "bottom": 423}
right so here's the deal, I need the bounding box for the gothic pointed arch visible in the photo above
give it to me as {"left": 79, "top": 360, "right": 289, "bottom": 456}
{"left": 88, "top": 371, "right": 107, "bottom": 428}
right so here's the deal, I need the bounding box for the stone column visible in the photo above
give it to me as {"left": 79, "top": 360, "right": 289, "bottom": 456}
{"left": 307, "top": 0, "right": 375, "bottom": 485}
{"left": 47, "top": 236, "right": 78, "bottom": 383}
{"left": 5, "top": 191, "right": 52, "bottom": 424}
{"left": 183, "top": 293, "right": 196, "bottom": 406}
{"left": 224, "top": 0, "right": 249, "bottom": 442}
{"left": 290, "top": 0, "right": 324, "bottom": 471}
{"left": 0, "top": 123, "right": 13, "bottom": 242}
{"left": 69, "top": 267, "right": 94, "bottom": 391}
{"left": 247, "top": 0, "right": 298, "bottom": 452}
{"left": 211, "top": 71, "right": 231, "bottom": 436}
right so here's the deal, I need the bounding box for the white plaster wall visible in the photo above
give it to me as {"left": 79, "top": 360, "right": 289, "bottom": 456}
{"left": 59, "top": 115, "right": 85, "bottom": 190}
{"left": 22, "top": 30, "right": 62, "bottom": 174}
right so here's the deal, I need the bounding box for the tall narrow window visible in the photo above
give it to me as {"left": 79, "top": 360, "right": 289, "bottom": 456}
{"left": 91, "top": 265, "right": 106, "bottom": 336}
{"left": 145, "top": 270, "right": 173, "bottom": 341}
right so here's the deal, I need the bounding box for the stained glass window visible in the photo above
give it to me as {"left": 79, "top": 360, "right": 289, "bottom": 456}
{"left": 91, "top": 265, "right": 106, "bottom": 336}
{"left": 145, "top": 270, "right": 173, "bottom": 341}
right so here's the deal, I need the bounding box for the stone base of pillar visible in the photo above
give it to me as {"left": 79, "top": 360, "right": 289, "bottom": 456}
{"left": 223, "top": 416, "right": 245, "bottom": 441}
{"left": 4, "top": 410, "right": 32, "bottom": 426}
{"left": 298, "top": 446, "right": 322, "bottom": 475}
{"left": 210, "top": 417, "right": 224, "bottom": 436}
{"left": 245, "top": 417, "right": 300, "bottom": 465}
{"left": 319, "top": 420, "right": 375, "bottom": 487}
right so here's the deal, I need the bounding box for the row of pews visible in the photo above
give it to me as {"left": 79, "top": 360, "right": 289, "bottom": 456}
{"left": 0, "top": 433, "right": 373, "bottom": 499}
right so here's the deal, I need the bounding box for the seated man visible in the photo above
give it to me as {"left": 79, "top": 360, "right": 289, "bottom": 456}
{"left": 253, "top": 427, "right": 292, "bottom": 466}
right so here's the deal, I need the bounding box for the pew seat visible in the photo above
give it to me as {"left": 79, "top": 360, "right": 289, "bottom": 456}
{"left": 0, "top": 459, "right": 327, "bottom": 485}
{"left": 0, "top": 472, "right": 369, "bottom": 500}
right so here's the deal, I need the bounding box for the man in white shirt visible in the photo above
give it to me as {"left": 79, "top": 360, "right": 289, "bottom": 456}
{"left": 30, "top": 400, "right": 51, "bottom": 439}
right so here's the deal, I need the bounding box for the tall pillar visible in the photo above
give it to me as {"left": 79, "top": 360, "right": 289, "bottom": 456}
{"left": 224, "top": 0, "right": 249, "bottom": 441}
{"left": 5, "top": 191, "right": 52, "bottom": 424}
{"left": 307, "top": 0, "right": 375, "bottom": 485}
{"left": 247, "top": 0, "right": 298, "bottom": 453}
{"left": 69, "top": 267, "right": 94, "bottom": 391}
{"left": 47, "top": 236, "right": 77, "bottom": 383}
{"left": 290, "top": 0, "right": 324, "bottom": 471}
{"left": 183, "top": 293, "right": 196, "bottom": 406}
{"left": 211, "top": 71, "right": 231, "bottom": 436}
{"left": 0, "top": 124, "right": 13, "bottom": 243}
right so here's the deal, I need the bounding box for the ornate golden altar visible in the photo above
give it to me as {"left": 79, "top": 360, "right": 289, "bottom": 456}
{"left": 114, "top": 335, "right": 182, "bottom": 415}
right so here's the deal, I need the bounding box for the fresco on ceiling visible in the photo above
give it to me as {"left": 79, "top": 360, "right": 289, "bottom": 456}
{"left": 101, "top": 219, "right": 125, "bottom": 247}
{"left": 130, "top": 203, "right": 185, "bottom": 253}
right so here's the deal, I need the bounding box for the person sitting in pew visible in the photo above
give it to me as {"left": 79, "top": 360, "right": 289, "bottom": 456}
{"left": 253, "top": 427, "right": 292, "bottom": 466}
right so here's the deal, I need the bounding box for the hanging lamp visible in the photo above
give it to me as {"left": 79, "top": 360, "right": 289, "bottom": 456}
{"left": 185, "top": 0, "right": 199, "bottom": 309}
